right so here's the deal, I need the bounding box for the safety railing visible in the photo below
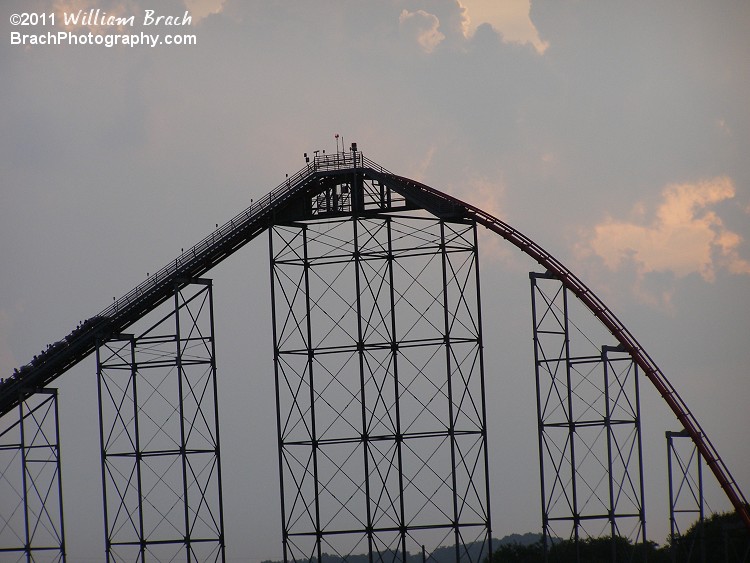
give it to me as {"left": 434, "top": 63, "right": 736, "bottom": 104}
{"left": 4, "top": 154, "right": 409, "bottom": 409}
{"left": 310, "top": 151, "right": 362, "bottom": 171}
{"left": 95, "top": 151, "right": 390, "bottom": 323}
{"left": 2, "top": 155, "right": 328, "bottom": 401}
{"left": 2, "top": 155, "right": 749, "bottom": 534}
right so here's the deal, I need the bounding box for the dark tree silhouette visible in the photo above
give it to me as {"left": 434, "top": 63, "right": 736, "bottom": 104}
{"left": 669, "top": 510, "right": 750, "bottom": 563}
{"left": 488, "top": 535, "right": 667, "bottom": 563}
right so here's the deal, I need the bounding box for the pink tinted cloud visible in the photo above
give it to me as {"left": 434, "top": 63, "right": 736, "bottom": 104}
{"left": 584, "top": 176, "right": 750, "bottom": 286}
{"left": 399, "top": 9, "right": 446, "bottom": 54}
{"left": 183, "top": 0, "right": 225, "bottom": 23}
{"left": 459, "top": 0, "right": 549, "bottom": 54}
{"left": 458, "top": 176, "right": 518, "bottom": 265}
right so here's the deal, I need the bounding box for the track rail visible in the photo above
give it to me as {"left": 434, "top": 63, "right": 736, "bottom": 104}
{"left": 0, "top": 153, "right": 362, "bottom": 415}
{"left": 2, "top": 155, "right": 747, "bottom": 532}
{"left": 376, "top": 171, "right": 750, "bottom": 532}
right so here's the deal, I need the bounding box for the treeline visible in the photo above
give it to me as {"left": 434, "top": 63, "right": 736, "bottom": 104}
{"left": 261, "top": 533, "right": 541, "bottom": 563}
{"left": 260, "top": 512, "right": 749, "bottom": 563}
{"left": 490, "top": 510, "right": 749, "bottom": 563}
{"left": 490, "top": 536, "right": 660, "bottom": 563}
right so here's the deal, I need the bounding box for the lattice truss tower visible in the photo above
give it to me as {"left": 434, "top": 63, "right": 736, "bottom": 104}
{"left": 270, "top": 209, "right": 491, "bottom": 563}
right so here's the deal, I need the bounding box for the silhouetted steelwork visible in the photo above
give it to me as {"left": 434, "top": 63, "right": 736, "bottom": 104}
{"left": 0, "top": 388, "right": 66, "bottom": 562}
{"left": 667, "top": 429, "right": 705, "bottom": 563}
{"left": 96, "top": 279, "right": 224, "bottom": 562}
{"left": 270, "top": 164, "right": 492, "bottom": 563}
{"left": 530, "top": 272, "right": 646, "bottom": 561}
{"left": 2, "top": 147, "right": 749, "bottom": 562}
{"left": 384, "top": 174, "right": 750, "bottom": 534}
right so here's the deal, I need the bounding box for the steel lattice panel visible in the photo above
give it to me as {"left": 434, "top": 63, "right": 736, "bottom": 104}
{"left": 530, "top": 273, "right": 646, "bottom": 557}
{"left": 270, "top": 215, "right": 491, "bottom": 563}
{"left": 96, "top": 280, "right": 225, "bottom": 563}
{"left": 0, "top": 389, "right": 65, "bottom": 562}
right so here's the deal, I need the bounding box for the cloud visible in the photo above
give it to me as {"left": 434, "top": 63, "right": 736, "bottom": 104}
{"left": 399, "top": 9, "right": 446, "bottom": 54}
{"left": 183, "top": 0, "right": 225, "bottom": 23}
{"left": 462, "top": 176, "right": 507, "bottom": 222}
{"left": 457, "top": 176, "right": 516, "bottom": 265}
{"left": 716, "top": 117, "right": 731, "bottom": 136}
{"left": 408, "top": 145, "right": 438, "bottom": 183}
{"left": 51, "top": 0, "right": 223, "bottom": 29}
{"left": 459, "top": 0, "right": 548, "bottom": 54}
{"left": 580, "top": 177, "right": 750, "bottom": 298}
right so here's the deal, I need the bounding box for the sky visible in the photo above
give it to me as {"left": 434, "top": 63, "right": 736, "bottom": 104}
{"left": 1, "top": 0, "right": 749, "bottom": 561}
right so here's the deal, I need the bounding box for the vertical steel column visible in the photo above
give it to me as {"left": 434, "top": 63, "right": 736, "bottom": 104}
{"left": 440, "top": 221, "right": 461, "bottom": 563}
{"left": 603, "top": 344, "right": 617, "bottom": 554}
{"left": 271, "top": 216, "right": 490, "bottom": 563}
{"left": 270, "top": 228, "right": 289, "bottom": 563}
{"left": 97, "top": 279, "right": 225, "bottom": 562}
{"left": 562, "top": 277, "right": 580, "bottom": 559}
{"left": 207, "top": 283, "right": 226, "bottom": 562}
{"left": 531, "top": 274, "right": 646, "bottom": 562}
{"left": 385, "top": 217, "right": 408, "bottom": 562}
{"left": 529, "top": 274, "right": 549, "bottom": 561}
{"left": 352, "top": 216, "right": 375, "bottom": 563}
{"left": 301, "top": 225, "right": 323, "bottom": 563}
{"left": 175, "top": 285, "right": 192, "bottom": 563}
{"left": 472, "top": 223, "right": 493, "bottom": 563}
{"left": 0, "top": 388, "right": 66, "bottom": 562}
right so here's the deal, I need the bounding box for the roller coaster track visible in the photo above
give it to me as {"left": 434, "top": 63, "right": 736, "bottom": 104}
{"left": 2, "top": 152, "right": 748, "bottom": 532}
{"left": 371, "top": 171, "right": 750, "bottom": 533}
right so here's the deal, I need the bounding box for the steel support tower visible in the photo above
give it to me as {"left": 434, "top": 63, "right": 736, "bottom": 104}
{"left": 96, "top": 279, "right": 225, "bottom": 562}
{"left": 530, "top": 272, "right": 646, "bottom": 561}
{"left": 666, "top": 429, "right": 705, "bottom": 563}
{"left": 0, "top": 388, "right": 66, "bottom": 562}
{"left": 270, "top": 209, "right": 491, "bottom": 563}
{"left": 3, "top": 147, "right": 750, "bottom": 561}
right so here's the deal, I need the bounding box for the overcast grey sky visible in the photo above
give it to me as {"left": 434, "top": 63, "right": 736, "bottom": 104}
{"left": 2, "top": 1, "right": 749, "bottom": 561}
